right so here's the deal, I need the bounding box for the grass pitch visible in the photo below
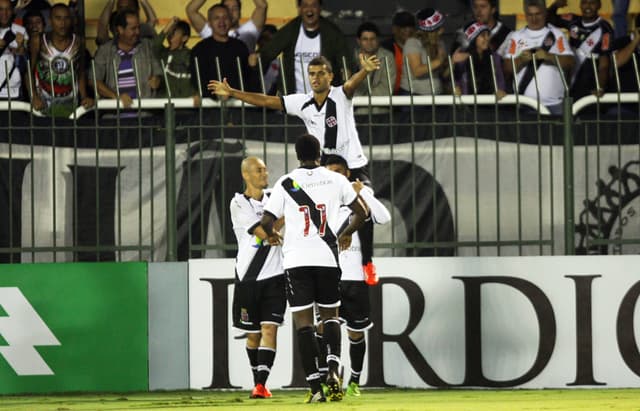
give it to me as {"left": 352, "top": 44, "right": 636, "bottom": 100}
{"left": 0, "top": 389, "right": 639, "bottom": 411}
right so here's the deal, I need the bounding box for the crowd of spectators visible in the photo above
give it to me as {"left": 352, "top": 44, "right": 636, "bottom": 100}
{"left": 0, "top": 0, "right": 639, "bottom": 117}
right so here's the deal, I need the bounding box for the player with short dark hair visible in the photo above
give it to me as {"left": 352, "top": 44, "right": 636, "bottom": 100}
{"left": 230, "top": 156, "right": 286, "bottom": 399}
{"left": 260, "top": 134, "right": 367, "bottom": 403}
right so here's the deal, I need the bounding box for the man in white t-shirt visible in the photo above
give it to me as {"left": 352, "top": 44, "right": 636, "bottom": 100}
{"left": 0, "top": 0, "right": 27, "bottom": 99}
{"left": 229, "top": 156, "right": 285, "bottom": 399}
{"left": 502, "top": 0, "right": 574, "bottom": 114}
{"left": 260, "top": 135, "right": 366, "bottom": 403}
{"left": 185, "top": 0, "right": 267, "bottom": 52}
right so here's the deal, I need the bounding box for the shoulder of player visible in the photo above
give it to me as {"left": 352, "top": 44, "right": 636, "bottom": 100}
{"left": 230, "top": 192, "right": 249, "bottom": 209}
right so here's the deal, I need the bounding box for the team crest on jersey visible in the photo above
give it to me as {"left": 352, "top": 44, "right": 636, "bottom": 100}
{"left": 570, "top": 25, "right": 579, "bottom": 39}
{"left": 325, "top": 116, "right": 337, "bottom": 128}
{"left": 51, "top": 56, "right": 70, "bottom": 74}
{"left": 241, "top": 308, "right": 249, "bottom": 323}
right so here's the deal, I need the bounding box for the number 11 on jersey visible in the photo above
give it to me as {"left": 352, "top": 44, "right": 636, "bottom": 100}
{"left": 299, "top": 204, "right": 327, "bottom": 237}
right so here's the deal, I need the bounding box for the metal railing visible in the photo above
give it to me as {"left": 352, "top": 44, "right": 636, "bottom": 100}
{"left": 1, "top": 53, "right": 639, "bottom": 262}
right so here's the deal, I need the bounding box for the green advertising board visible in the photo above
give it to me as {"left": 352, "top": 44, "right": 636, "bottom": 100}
{"left": 0, "top": 262, "right": 148, "bottom": 394}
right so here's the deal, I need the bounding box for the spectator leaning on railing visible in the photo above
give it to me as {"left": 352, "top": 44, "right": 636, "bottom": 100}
{"left": 29, "top": 3, "right": 93, "bottom": 117}
{"left": 452, "top": 21, "right": 507, "bottom": 98}
{"left": 0, "top": 0, "right": 27, "bottom": 100}
{"left": 502, "top": 0, "right": 574, "bottom": 115}
{"left": 399, "top": 8, "right": 449, "bottom": 96}
{"left": 546, "top": 0, "right": 613, "bottom": 99}
{"left": 91, "top": 9, "right": 162, "bottom": 110}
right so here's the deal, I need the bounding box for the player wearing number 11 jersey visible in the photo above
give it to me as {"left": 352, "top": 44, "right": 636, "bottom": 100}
{"left": 261, "top": 134, "right": 366, "bottom": 403}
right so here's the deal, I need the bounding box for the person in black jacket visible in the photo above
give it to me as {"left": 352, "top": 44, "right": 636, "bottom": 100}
{"left": 190, "top": 3, "right": 257, "bottom": 96}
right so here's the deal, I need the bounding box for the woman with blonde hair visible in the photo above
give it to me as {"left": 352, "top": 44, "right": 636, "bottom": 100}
{"left": 399, "top": 8, "right": 449, "bottom": 95}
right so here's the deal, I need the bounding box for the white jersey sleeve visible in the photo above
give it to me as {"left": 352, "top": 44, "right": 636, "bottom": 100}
{"left": 263, "top": 178, "right": 286, "bottom": 220}
{"left": 549, "top": 26, "right": 573, "bottom": 56}
{"left": 281, "top": 93, "right": 310, "bottom": 118}
{"left": 233, "top": 19, "right": 259, "bottom": 52}
{"left": 359, "top": 186, "right": 391, "bottom": 225}
{"left": 199, "top": 23, "right": 213, "bottom": 39}
{"left": 230, "top": 191, "right": 283, "bottom": 281}
{"left": 339, "top": 174, "right": 358, "bottom": 207}
{"left": 230, "top": 194, "right": 260, "bottom": 241}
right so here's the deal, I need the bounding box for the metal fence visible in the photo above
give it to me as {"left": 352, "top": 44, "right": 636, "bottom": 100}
{"left": 1, "top": 54, "right": 639, "bottom": 262}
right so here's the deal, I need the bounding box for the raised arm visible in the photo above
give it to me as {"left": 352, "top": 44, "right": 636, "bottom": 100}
{"left": 343, "top": 54, "right": 380, "bottom": 98}
{"left": 208, "top": 77, "right": 283, "bottom": 109}
{"left": 96, "top": 0, "right": 115, "bottom": 45}
{"left": 406, "top": 44, "right": 447, "bottom": 80}
{"left": 545, "top": 0, "right": 568, "bottom": 28}
{"left": 250, "top": 0, "right": 268, "bottom": 32}
{"left": 185, "top": 0, "right": 208, "bottom": 34}
{"left": 612, "top": 29, "right": 640, "bottom": 69}
{"left": 355, "top": 182, "right": 391, "bottom": 225}
{"left": 139, "top": 0, "right": 158, "bottom": 27}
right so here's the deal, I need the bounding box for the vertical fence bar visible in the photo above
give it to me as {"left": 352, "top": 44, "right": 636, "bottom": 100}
{"left": 165, "top": 102, "right": 177, "bottom": 261}
{"left": 490, "top": 55, "right": 502, "bottom": 255}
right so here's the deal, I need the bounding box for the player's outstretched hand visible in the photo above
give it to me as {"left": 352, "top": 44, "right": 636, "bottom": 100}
{"left": 207, "top": 78, "right": 233, "bottom": 96}
{"left": 360, "top": 53, "right": 381, "bottom": 73}
{"left": 338, "top": 232, "right": 352, "bottom": 251}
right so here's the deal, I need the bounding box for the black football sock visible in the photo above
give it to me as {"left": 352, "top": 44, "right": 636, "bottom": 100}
{"left": 246, "top": 346, "right": 259, "bottom": 385}
{"left": 349, "top": 335, "right": 366, "bottom": 384}
{"left": 359, "top": 219, "right": 374, "bottom": 265}
{"left": 315, "top": 330, "right": 328, "bottom": 380}
{"left": 297, "top": 326, "right": 322, "bottom": 392}
{"left": 256, "top": 346, "right": 276, "bottom": 385}
{"left": 322, "top": 319, "right": 342, "bottom": 376}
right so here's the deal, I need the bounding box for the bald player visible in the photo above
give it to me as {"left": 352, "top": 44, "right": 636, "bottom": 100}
{"left": 229, "top": 156, "right": 286, "bottom": 399}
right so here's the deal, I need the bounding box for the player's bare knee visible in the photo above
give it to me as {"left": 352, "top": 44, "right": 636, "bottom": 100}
{"left": 293, "top": 308, "right": 314, "bottom": 329}
{"left": 318, "top": 306, "right": 339, "bottom": 321}
{"left": 348, "top": 330, "right": 364, "bottom": 341}
{"left": 260, "top": 323, "right": 278, "bottom": 347}
{"left": 246, "top": 332, "right": 261, "bottom": 348}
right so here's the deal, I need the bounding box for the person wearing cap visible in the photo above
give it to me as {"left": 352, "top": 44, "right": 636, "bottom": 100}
{"left": 399, "top": 8, "right": 449, "bottom": 96}
{"left": 471, "top": 0, "right": 512, "bottom": 54}
{"left": 381, "top": 10, "right": 415, "bottom": 94}
{"left": 502, "top": 0, "right": 574, "bottom": 114}
{"left": 452, "top": 21, "right": 506, "bottom": 98}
